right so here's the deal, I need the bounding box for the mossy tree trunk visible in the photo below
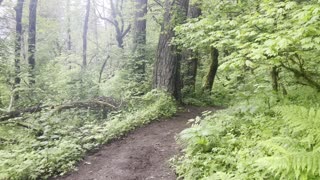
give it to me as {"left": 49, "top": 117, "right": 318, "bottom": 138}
{"left": 14, "top": 0, "right": 24, "bottom": 100}
{"left": 182, "top": 4, "right": 201, "bottom": 93}
{"left": 203, "top": 47, "right": 219, "bottom": 92}
{"left": 132, "top": 0, "right": 148, "bottom": 77}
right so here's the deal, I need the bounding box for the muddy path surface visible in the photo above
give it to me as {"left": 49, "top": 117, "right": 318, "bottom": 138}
{"left": 56, "top": 107, "right": 216, "bottom": 180}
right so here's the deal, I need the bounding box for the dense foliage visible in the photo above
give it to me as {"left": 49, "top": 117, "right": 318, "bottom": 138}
{"left": 0, "top": 0, "right": 171, "bottom": 179}
{"left": 172, "top": 0, "right": 320, "bottom": 179}
{"left": 1, "top": 0, "right": 320, "bottom": 179}
{"left": 173, "top": 87, "right": 320, "bottom": 179}
{"left": 0, "top": 90, "right": 176, "bottom": 179}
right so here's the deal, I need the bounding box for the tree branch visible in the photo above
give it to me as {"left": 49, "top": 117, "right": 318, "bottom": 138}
{"left": 121, "top": 24, "right": 131, "bottom": 38}
{"left": 281, "top": 62, "right": 320, "bottom": 91}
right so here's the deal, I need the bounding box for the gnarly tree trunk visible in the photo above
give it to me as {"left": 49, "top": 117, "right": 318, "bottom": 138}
{"left": 203, "top": 47, "right": 219, "bottom": 92}
{"left": 94, "top": 0, "right": 131, "bottom": 49}
{"left": 14, "top": 0, "right": 24, "bottom": 100}
{"left": 82, "top": 0, "right": 90, "bottom": 68}
{"left": 182, "top": 4, "right": 201, "bottom": 93}
{"left": 132, "top": 0, "right": 148, "bottom": 76}
{"left": 153, "top": 0, "right": 189, "bottom": 100}
{"left": 110, "top": 0, "right": 131, "bottom": 48}
{"left": 271, "top": 66, "right": 279, "bottom": 92}
{"left": 28, "top": 0, "right": 38, "bottom": 83}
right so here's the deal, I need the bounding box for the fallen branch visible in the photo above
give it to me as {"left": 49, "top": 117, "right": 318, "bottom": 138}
{"left": 0, "top": 99, "right": 118, "bottom": 122}
{"left": 0, "top": 104, "right": 49, "bottom": 122}
{"left": 54, "top": 100, "right": 117, "bottom": 113}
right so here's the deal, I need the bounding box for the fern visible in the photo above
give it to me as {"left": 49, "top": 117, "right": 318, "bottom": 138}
{"left": 256, "top": 151, "right": 320, "bottom": 179}
{"left": 174, "top": 103, "right": 320, "bottom": 179}
{"left": 255, "top": 106, "right": 320, "bottom": 179}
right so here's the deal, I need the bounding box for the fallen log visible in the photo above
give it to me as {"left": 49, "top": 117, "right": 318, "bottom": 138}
{"left": 0, "top": 100, "right": 118, "bottom": 122}
{"left": 55, "top": 100, "right": 116, "bottom": 113}
{"left": 0, "top": 104, "right": 49, "bottom": 122}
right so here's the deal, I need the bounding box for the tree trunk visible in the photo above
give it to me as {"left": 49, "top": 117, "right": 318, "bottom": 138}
{"left": 183, "top": 54, "right": 198, "bottom": 92}
{"left": 271, "top": 66, "right": 279, "bottom": 92}
{"left": 14, "top": 0, "right": 24, "bottom": 100}
{"left": 203, "top": 47, "right": 219, "bottom": 92}
{"left": 110, "top": 0, "right": 131, "bottom": 49}
{"left": 67, "top": 0, "right": 72, "bottom": 51}
{"left": 99, "top": 56, "right": 110, "bottom": 83}
{"left": 95, "top": 0, "right": 131, "bottom": 49}
{"left": 182, "top": 4, "right": 201, "bottom": 93}
{"left": 132, "top": 0, "right": 148, "bottom": 77}
{"left": 152, "top": 0, "right": 189, "bottom": 100}
{"left": 83, "top": 0, "right": 90, "bottom": 68}
{"left": 28, "top": 0, "right": 38, "bottom": 83}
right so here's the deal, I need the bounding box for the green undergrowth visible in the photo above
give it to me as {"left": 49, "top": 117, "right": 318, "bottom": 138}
{"left": 173, "top": 88, "right": 320, "bottom": 180}
{"left": 0, "top": 90, "right": 176, "bottom": 180}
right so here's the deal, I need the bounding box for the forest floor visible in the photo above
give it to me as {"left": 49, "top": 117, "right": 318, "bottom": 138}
{"left": 55, "top": 106, "right": 217, "bottom": 180}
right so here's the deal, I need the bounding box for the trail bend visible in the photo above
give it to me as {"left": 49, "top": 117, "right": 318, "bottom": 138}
{"left": 56, "top": 107, "right": 217, "bottom": 180}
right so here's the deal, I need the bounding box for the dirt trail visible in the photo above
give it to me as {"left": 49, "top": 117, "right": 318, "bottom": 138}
{"left": 56, "top": 107, "right": 215, "bottom": 180}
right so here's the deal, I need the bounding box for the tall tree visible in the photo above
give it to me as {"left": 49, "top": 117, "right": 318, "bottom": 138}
{"left": 14, "top": 0, "right": 24, "bottom": 100}
{"left": 132, "top": 0, "right": 148, "bottom": 76}
{"left": 28, "top": 0, "right": 38, "bottom": 83}
{"left": 153, "top": 0, "right": 189, "bottom": 100}
{"left": 182, "top": 4, "right": 201, "bottom": 93}
{"left": 83, "top": 0, "right": 91, "bottom": 68}
{"left": 66, "top": 0, "right": 72, "bottom": 51}
{"left": 203, "top": 47, "right": 219, "bottom": 92}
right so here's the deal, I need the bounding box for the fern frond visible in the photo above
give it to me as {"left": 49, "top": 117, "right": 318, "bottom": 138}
{"left": 257, "top": 151, "right": 320, "bottom": 179}
{"left": 277, "top": 106, "right": 320, "bottom": 143}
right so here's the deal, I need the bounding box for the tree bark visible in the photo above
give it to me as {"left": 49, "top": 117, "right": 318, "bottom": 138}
{"left": 132, "top": 0, "right": 148, "bottom": 76}
{"left": 14, "top": 0, "right": 24, "bottom": 100}
{"left": 152, "top": 0, "right": 189, "bottom": 100}
{"left": 203, "top": 47, "right": 219, "bottom": 92}
{"left": 182, "top": 4, "right": 201, "bottom": 93}
{"left": 28, "top": 0, "right": 38, "bottom": 83}
{"left": 82, "top": 0, "right": 91, "bottom": 68}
